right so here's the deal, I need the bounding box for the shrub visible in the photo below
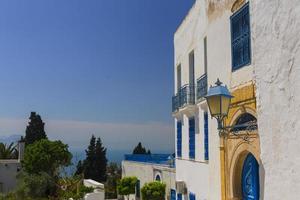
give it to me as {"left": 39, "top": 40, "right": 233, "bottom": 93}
{"left": 141, "top": 181, "right": 166, "bottom": 200}
{"left": 117, "top": 176, "right": 138, "bottom": 199}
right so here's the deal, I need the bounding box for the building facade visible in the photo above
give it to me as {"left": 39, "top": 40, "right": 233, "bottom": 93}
{"left": 122, "top": 154, "right": 176, "bottom": 200}
{"left": 173, "top": 0, "right": 261, "bottom": 199}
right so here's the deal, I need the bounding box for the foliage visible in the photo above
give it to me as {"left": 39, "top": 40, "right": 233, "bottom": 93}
{"left": 57, "top": 176, "right": 94, "bottom": 200}
{"left": 132, "top": 142, "right": 151, "bottom": 154}
{"left": 22, "top": 139, "right": 72, "bottom": 176}
{"left": 105, "top": 162, "right": 121, "bottom": 199}
{"left": 75, "top": 135, "right": 107, "bottom": 183}
{"left": 15, "top": 171, "right": 56, "bottom": 198}
{"left": 117, "top": 176, "right": 138, "bottom": 197}
{"left": 25, "top": 112, "right": 47, "bottom": 145}
{"left": 141, "top": 181, "right": 166, "bottom": 200}
{"left": 0, "top": 142, "right": 18, "bottom": 159}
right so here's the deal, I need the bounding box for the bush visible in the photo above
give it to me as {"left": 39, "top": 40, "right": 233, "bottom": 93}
{"left": 117, "top": 176, "right": 138, "bottom": 198}
{"left": 141, "top": 181, "right": 166, "bottom": 200}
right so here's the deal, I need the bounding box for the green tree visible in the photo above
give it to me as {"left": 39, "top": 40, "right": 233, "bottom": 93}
{"left": 25, "top": 112, "right": 47, "bottom": 145}
{"left": 141, "top": 181, "right": 166, "bottom": 200}
{"left": 132, "top": 142, "right": 151, "bottom": 154}
{"left": 22, "top": 139, "right": 72, "bottom": 176}
{"left": 117, "top": 177, "right": 138, "bottom": 199}
{"left": 75, "top": 135, "right": 108, "bottom": 183}
{"left": 0, "top": 142, "right": 18, "bottom": 159}
{"left": 105, "top": 162, "right": 121, "bottom": 199}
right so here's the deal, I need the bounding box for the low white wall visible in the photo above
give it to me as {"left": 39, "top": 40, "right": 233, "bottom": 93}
{"left": 0, "top": 160, "right": 21, "bottom": 193}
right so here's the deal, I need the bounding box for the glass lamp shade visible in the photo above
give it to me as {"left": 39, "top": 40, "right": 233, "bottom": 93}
{"left": 205, "top": 80, "right": 233, "bottom": 119}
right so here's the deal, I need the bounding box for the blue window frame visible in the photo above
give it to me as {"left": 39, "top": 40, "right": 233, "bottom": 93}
{"left": 171, "top": 189, "right": 176, "bottom": 200}
{"left": 189, "top": 118, "right": 195, "bottom": 159}
{"left": 177, "top": 121, "right": 182, "bottom": 158}
{"left": 177, "top": 193, "right": 182, "bottom": 200}
{"left": 230, "top": 2, "right": 251, "bottom": 71}
{"left": 189, "top": 192, "right": 196, "bottom": 200}
{"left": 204, "top": 112, "right": 209, "bottom": 160}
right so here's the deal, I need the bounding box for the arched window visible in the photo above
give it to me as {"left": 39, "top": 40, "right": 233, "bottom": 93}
{"left": 155, "top": 174, "right": 161, "bottom": 182}
{"left": 232, "top": 113, "right": 257, "bottom": 131}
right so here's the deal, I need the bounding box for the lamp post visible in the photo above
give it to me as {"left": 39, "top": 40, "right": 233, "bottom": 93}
{"left": 205, "top": 79, "right": 233, "bottom": 136}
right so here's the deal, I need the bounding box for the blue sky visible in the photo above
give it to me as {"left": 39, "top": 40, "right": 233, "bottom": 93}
{"left": 0, "top": 0, "right": 194, "bottom": 155}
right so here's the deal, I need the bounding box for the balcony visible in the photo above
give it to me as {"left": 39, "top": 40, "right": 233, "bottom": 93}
{"left": 172, "top": 84, "right": 195, "bottom": 112}
{"left": 196, "top": 74, "right": 207, "bottom": 100}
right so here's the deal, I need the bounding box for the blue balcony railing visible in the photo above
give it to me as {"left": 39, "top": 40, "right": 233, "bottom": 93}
{"left": 172, "top": 84, "right": 195, "bottom": 112}
{"left": 196, "top": 74, "right": 207, "bottom": 100}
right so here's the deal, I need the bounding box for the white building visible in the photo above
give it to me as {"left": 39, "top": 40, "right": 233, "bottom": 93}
{"left": 172, "top": 0, "right": 300, "bottom": 199}
{"left": 0, "top": 140, "right": 24, "bottom": 193}
{"left": 122, "top": 154, "right": 176, "bottom": 200}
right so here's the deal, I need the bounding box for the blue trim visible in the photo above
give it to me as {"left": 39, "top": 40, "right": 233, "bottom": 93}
{"left": 171, "top": 189, "right": 176, "bottom": 200}
{"left": 177, "top": 193, "right": 182, "bottom": 200}
{"left": 189, "top": 118, "right": 195, "bottom": 159}
{"left": 177, "top": 121, "right": 182, "bottom": 158}
{"left": 230, "top": 2, "right": 251, "bottom": 71}
{"left": 124, "top": 154, "right": 174, "bottom": 167}
{"left": 189, "top": 192, "right": 196, "bottom": 200}
{"left": 204, "top": 112, "right": 209, "bottom": 160}
{"left": 242, "top": 153, "right": 260, "bottom": 200}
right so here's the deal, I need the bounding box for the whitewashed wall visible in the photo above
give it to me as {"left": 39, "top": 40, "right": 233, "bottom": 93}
{"left": 252, "top": 0, "right": 300, "bottom": 199}
{"left": 122, "top": 161, "right": 175, "bottom": 200}
{"left": 0, "top": 160, "right": 21, "bottom": 193}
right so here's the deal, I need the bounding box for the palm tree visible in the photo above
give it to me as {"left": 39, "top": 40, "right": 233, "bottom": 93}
{"left": 0, "top": 142, "right": 18, "bottom": 159}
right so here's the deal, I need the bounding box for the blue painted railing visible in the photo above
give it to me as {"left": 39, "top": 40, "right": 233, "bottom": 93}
{"left": 172, "top": 84, "right": 195, "bottom": 112}
{"left": 124, "top": 154, "right": 175, "bottom": 167}
{"left": 196, "top": 74, "right": 207, "bottom": 100}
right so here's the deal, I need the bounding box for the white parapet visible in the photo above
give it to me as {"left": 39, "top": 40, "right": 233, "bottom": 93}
{"left": 83, "top": 179, "right": 105, "bottom": 200}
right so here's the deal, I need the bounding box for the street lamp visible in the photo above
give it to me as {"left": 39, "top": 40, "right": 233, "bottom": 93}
{"left": 205, "top": 79, "right": 233, "bottom": 134}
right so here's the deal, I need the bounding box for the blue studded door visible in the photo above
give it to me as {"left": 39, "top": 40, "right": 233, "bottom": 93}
{"left": 242, "top": 153, "right": 260, "bottom": 200}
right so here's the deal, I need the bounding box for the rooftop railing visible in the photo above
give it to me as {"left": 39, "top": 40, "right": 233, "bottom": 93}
{"left": 124, "top": 154, "right": 175, "bottom": 167}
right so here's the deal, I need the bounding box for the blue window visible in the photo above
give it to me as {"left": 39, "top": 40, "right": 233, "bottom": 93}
{"left": 177, "top": 193, "right": 182, "bottom": 200}
{"left": 230, "top": 2, "right": 251, "bottom": 71}
{"left": 177, "top": 121, "right": 182, "bottom": 158}
{"left": 189, "top": 118, "right": 195, "bottom": 159}
{"left": 171, "top": 189, "right": 176, "bottom": 200}
{"left": 189, "top": 192, "right": 196, "bottom": 200}
{"left": 204, "top": 112, "right": 209, "bottom": 160}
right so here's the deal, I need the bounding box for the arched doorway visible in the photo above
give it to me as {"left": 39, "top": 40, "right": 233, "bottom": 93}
{"left": 242, "top": 153, "right": 260, "bottom": 200}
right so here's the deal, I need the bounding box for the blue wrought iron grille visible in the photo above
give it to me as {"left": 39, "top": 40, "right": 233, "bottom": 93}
{"left": 231, "top": 2, "right": 251, "bottom": 71}
{"left": 172, "top": 84, "right": 195, "bottom": 112}
{"left": 189, "top": 118, "right": 195, "bottom": 159}
{"left": 204, "top": 112, "right": 209, "bottom": 160}
{"left": 177, "top": 121, "right": 182, "bottom": 158}
{"left": 196, "top": 74, "right": 207, "bottom": 100}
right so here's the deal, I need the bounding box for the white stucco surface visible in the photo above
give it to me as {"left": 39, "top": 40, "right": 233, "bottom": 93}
{"left": 253, "top": 0, "right": 300, "bottom": 199}
{"left": 122, "top": 160, "right": 175, "bottom": 200}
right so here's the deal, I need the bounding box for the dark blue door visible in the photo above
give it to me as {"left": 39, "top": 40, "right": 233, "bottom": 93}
{"left": 170, "top": 189, "right": 176, "bottom": 200}
{"left": 242, "top": 153, "right": 260, "bottom": 200}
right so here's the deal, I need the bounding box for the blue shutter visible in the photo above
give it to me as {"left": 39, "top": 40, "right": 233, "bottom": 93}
{"left": 177, "top": 193, "right": 182, "bottom": 200}
{"left": 189, "top": 192, "right": 196, "bottom": 200}
{"left": 189, "top": 118, "right": 195, "bottom": 159}
{"left": 177, "top": 121, "right": 182, "bottom": 158}
{"left": 204, "top": 112, "right": 209, "bottom": 160}
{"left": 231, "top": 2, "right": 251, "bottom": 71}
{"left": 171, "top": 189, "right": 176, "bottom": 200}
